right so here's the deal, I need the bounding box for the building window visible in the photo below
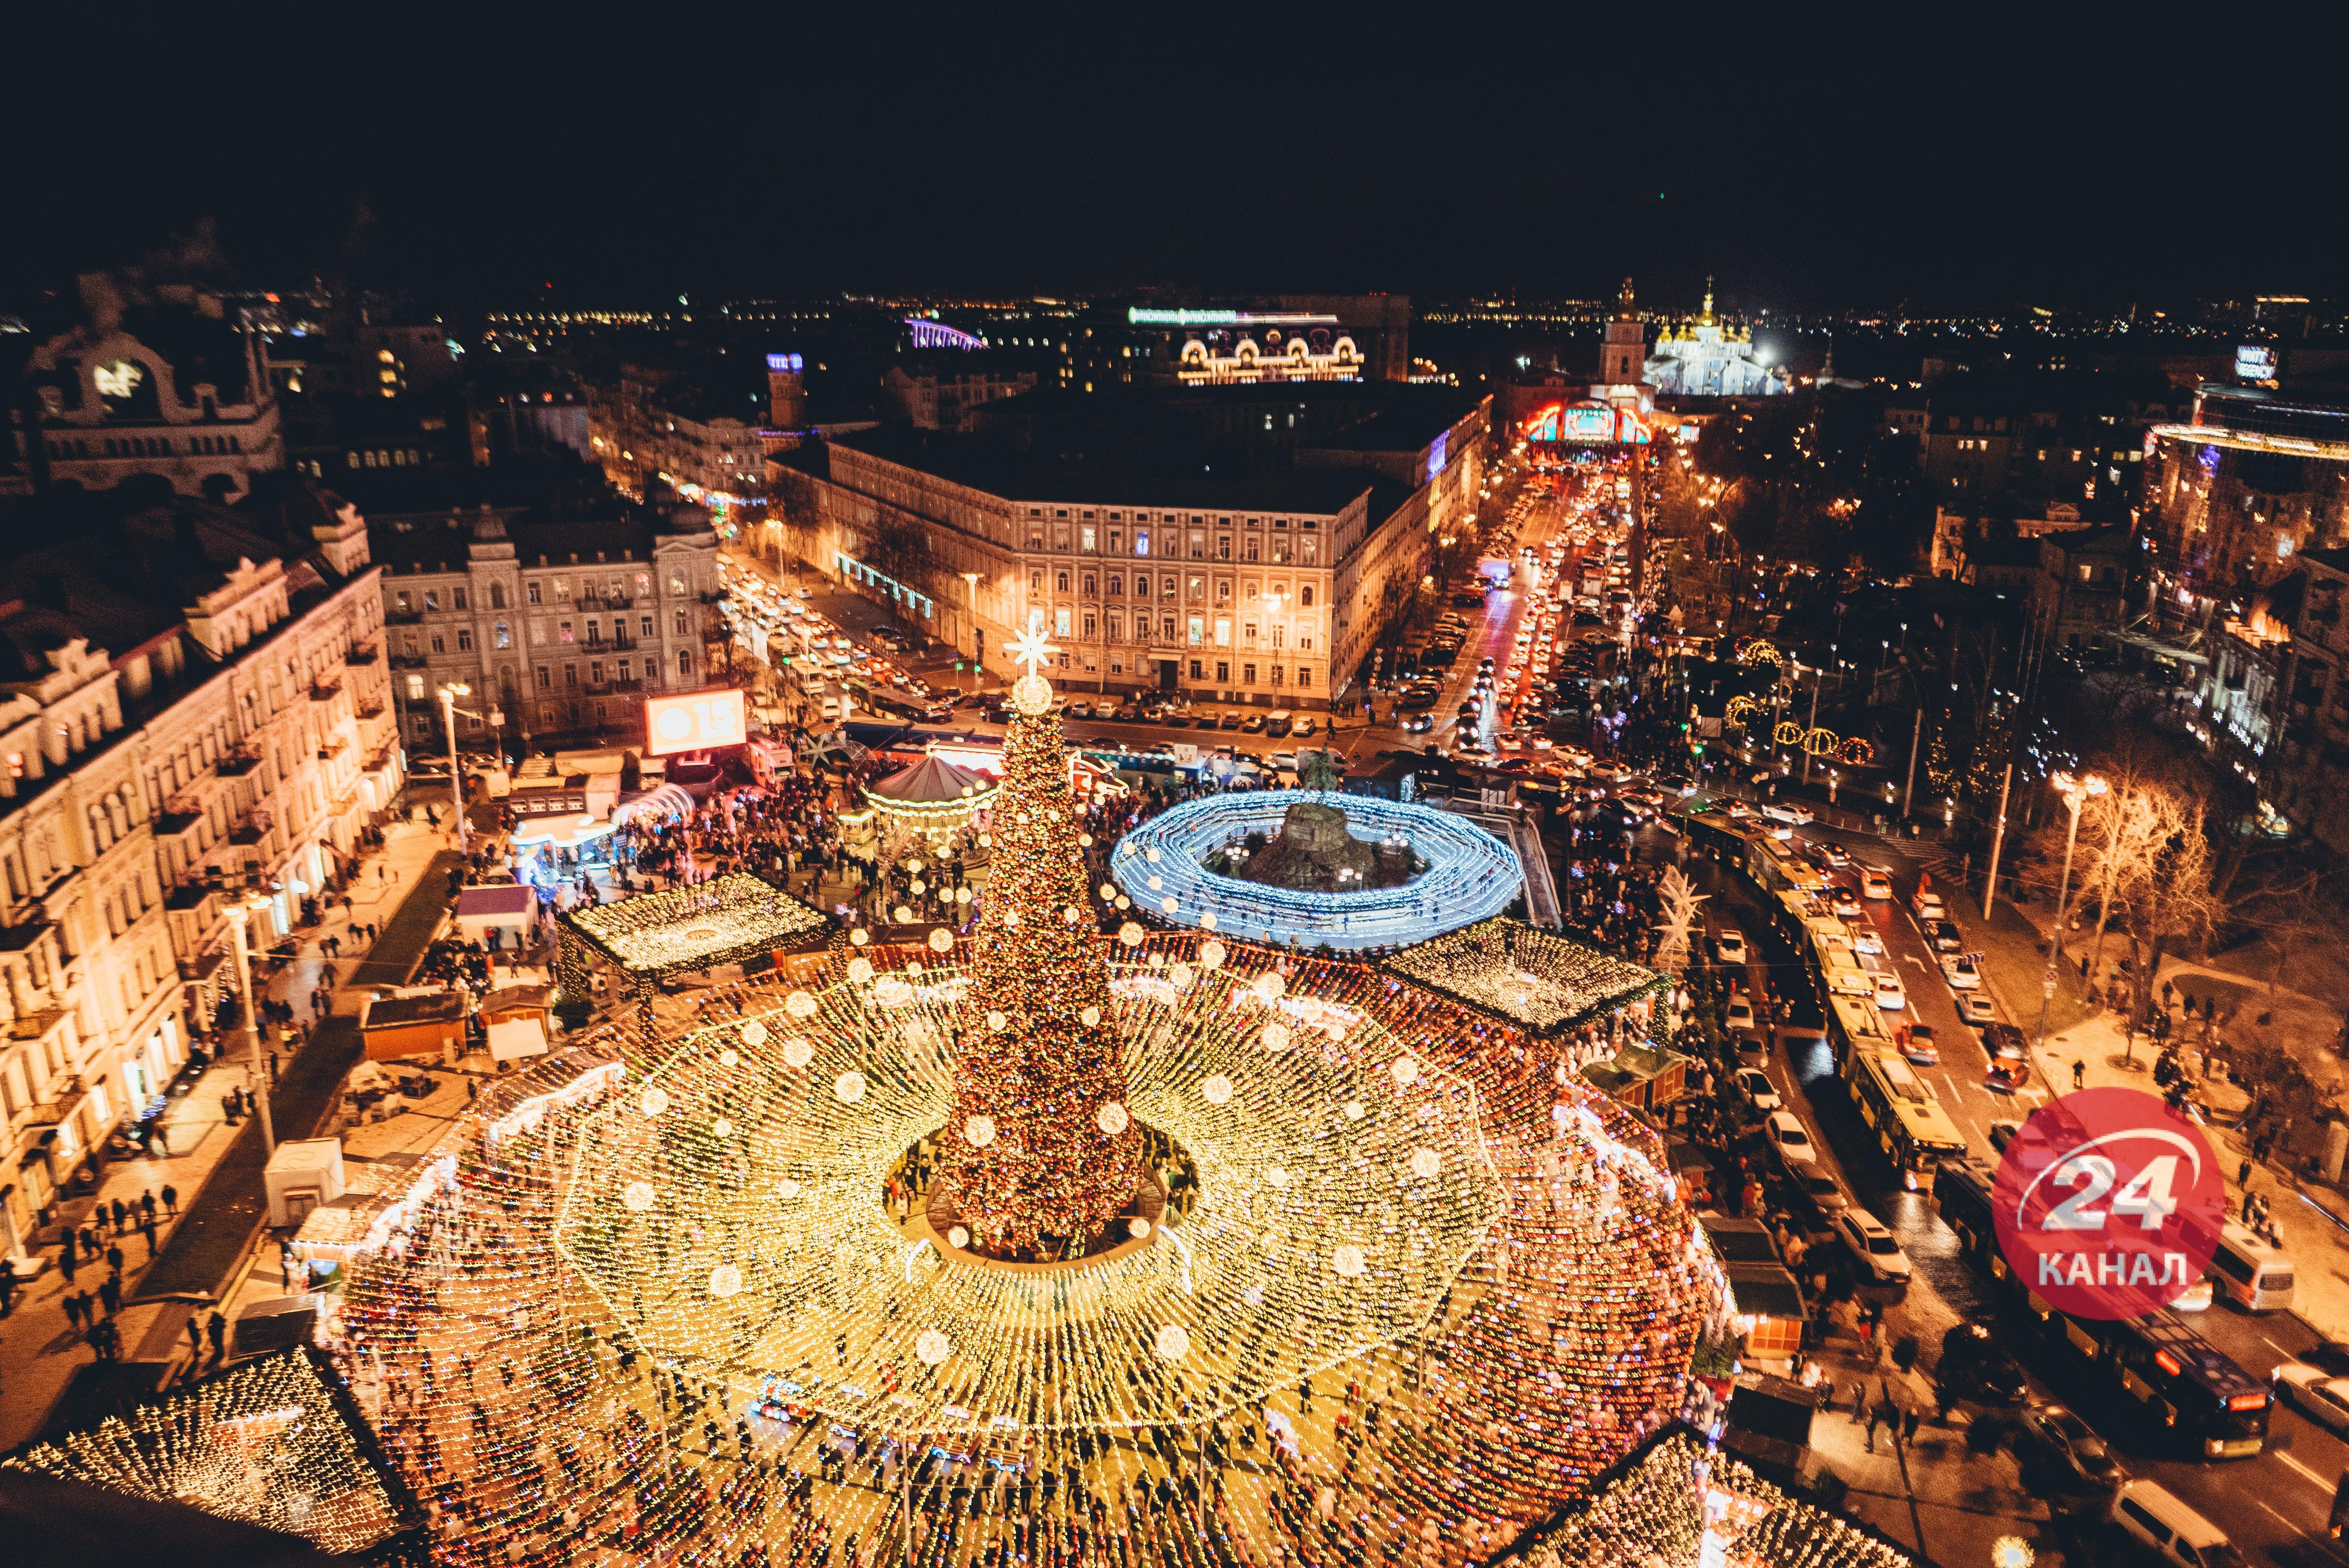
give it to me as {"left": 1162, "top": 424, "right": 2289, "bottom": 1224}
{"left": 1108, "top": 573, "right": 1124, "bottom": 596}
{"left": 490, "top": 583, "right": 506, "bottom": 610}
{"left": 453, "top": 587, "right": 469, "bottom": 610}
{"left": 1215, "top": 661, "right": 1229, "bottom": 683}
{"left": 456, "top": 628, "right": 473, "bottom": 653}
{"left": 1300, "top": 585, "right": 1314, "bottom": 607}
{"left": 679, "top": 651, "right": 693, "bottom": 677}
{"left": 495, "top": 622, "right": 511, "bottom": 649}
{"left": 1056, "top": 571, "right": 1070, "bottom": 593}
{"left": 408, "top": 674, "right": 428, "bottom": 701}
{"left": 1082, "top": 573, "right": 1096, "bottom": 596}
{"left": 560, "top": 621, "right": 574, "bottom": 643}
{"left": 590, "top": 661, "right": 604, "bottom": 684}
{"left": 1189, "top": 659, "right": 1203, "bottom": 679}
{"left": 1135, "top": 530, "right": 1150, "bottom": 557}
{"left": 526, "top": 582, "right": 542, "bottom": 604}
{"left": 1187, "top": 615, "right": 1203, "bottom": 647}
{"left": 1215, "top": 617, "right": 1231, "bottom": 647}
{"left": 640, "top": 615, "right": 655, "bottom": 638}
{"left": 1083, "top": 613, "right": 1097, "bottom": 639}
{"left": 535, "top": 666, "right": 550, "bottom": 689}
{"left": 1270, "top": 665, "right": 1284, "bottom": 687}
{"left": 429, "top": 633, "right": 445, "bottom": 654}
{"left": 1245, "top": 537, "right": 1259, "bottom": 562}
{"left": 1055, "top": 608, "right": 1071, "bottom": 637}
{"left": 424, "top": 590, "right": 440, "bottom": 612}
{"left": 396, "top": 590, "right": 413, "bottom": 614}
{"left": 1243, "top": 662, "right": 1257, "bottom": 685}
{"left": 564, "top": 664, "right": 578, "bottom": 688}
{"left": 1297, "top": 665, "right": 1313, "bottom": 688}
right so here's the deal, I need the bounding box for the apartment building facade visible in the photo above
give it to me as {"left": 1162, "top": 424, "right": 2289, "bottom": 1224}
{"left": 775, "top": 396, "right": 1487, "bottom": 707}
{"left": 372, "top": 503, "right": 724, "bottom": 748}
{"left": 0, "top": 490, "right": 396, "bottom": 1259}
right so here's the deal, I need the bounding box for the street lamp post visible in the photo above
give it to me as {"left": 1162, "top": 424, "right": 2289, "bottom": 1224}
{"left": 959, "top": 572, "right": 982, "bottom": 679}
{"left": 2032, "top": 770, "right": 2107, "bottom": 1059}
{"left": 438, "top": 683, "right": 472, "bottom": 856}
{"left": 222, "top": 895, "right": 278, "bottom": 1158}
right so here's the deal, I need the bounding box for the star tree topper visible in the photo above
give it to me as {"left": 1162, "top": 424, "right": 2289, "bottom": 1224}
{"left": 1008, "top": 627, "right": 1060, "bottom": 716}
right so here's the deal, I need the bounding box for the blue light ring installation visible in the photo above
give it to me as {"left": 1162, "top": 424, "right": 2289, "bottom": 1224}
{"left": 1112, "top": 792, "right": 1523, "bottom": 950}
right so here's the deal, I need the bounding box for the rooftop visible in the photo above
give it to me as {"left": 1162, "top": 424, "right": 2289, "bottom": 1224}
{"left": 827, "top": 424, "right": 1381, "bottom": 514}
{"left": 1380, "top": 916, "right": 1668, "bottom": 1034}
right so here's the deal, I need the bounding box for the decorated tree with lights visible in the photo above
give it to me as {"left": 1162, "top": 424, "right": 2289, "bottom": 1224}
{"left": 943, "top": 632, "right": 1138, "bottom": 1257}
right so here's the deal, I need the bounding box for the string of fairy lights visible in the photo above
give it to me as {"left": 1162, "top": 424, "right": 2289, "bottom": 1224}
{"left": 303, "top": 648, "right": 1732, "bottom": 1565}
{"left": 553, "top": 942, "right": 1506, "bottom": 1437}
{"left": 1110, "top": 791, "right": 1524, "bottom": 951}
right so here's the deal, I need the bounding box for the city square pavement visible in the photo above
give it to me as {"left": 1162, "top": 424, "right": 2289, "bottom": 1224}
{"left": 0, "top": 817, "right": 463, "bottom": 1450}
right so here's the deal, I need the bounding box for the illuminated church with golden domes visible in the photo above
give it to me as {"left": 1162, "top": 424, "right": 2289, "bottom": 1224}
{"left": 1646, "top": 276, "right": 1789, "bottom": 397}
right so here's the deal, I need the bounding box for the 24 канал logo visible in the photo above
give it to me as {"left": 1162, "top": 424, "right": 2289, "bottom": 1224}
{"left": 1991, "top": 1088, "right": 2226, "bottom": 1321}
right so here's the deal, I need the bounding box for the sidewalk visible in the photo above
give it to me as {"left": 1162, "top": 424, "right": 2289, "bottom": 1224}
{"left": 0, "top": 817, "right": 463, "bottom": 1451}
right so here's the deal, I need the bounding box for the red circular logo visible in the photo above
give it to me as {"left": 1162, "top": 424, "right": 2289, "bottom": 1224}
{"left": 1992, "top": 1088, "right": 2226, "bottom": 1321}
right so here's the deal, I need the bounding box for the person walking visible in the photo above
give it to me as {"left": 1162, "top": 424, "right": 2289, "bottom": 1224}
{"left": 206, "top": 1309, "right": 227, "bottom": 1360}
{"left": 2071, "top": 1059, "right": 2086, "bottom": 1091}
{"left": 1866, "top": 1393, "right": 1896, "bottom": 1454}
{"left": 162, "top": 1182, "right": 179, "bottom": 1216}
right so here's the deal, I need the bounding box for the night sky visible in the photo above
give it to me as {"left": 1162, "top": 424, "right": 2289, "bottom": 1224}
{"left": 12, "top": 12, "right": 2345, "bottom": 314}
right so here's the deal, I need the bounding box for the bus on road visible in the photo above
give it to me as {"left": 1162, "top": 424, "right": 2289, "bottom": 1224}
{"left": 1846, "top": 1042, "right": 1969, "bottom": 1189}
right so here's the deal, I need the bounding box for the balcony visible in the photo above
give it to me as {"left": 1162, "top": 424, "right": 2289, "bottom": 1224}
{"left": 390, "top": 653, "right": 428, "bottom": 670}
{"left": 357, "top": 700, "right": 386, "bottom": 720}
{"left": 386, "top": 608, "right": 422, "bottom": 625}
{"left": 218, "top": 753, "right": 265, "bottom": 779}
{"left": 346, "top": 645, "right": 382, "bottom": 667}
{"left": 583, "top": 594, "right": 634, "bottom": 611}
{"left": 310, "top": 677, "right": 343, "bottom": 702}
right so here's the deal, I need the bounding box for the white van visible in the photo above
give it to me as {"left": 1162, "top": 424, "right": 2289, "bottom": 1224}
{"left": 2109, "top": 1481, "right": 2244, "bottom": 1568}
{"left": 1265, "top": 709, "right": 1294, "bottom": 738}
{"left": 2207, "top": 1222, "right": 2294, "bottom": 1312}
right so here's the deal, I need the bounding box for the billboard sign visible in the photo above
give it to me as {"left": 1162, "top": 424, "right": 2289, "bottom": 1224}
{"left": 2235, "top": 344, "right": 2278, "bottom": 384}
{"left": 766, "top": 353, "right": 803, "bottom": 374}
{"left": 645, "top": 689, "right": 746, "bottom": 756}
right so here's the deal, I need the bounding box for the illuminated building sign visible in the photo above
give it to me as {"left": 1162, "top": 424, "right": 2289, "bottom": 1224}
{"left": 93, "top": 360, "right": 145, "bottom": 399}
{"left": 1523, "top": 402, "right": 1648, "bottom": 445}
{"left": 2236, "top": 344, "right": 2278, "bottom": 384}
{"left": 766, "top": 353, "right": 803, "bottom": 373}
{"left": 645, "top": 689, "right": 747, "bottom": 755}
{"left": 1128, "top": 308, "right": 1342, "bottom": 327}
{"left": 1426, "top": 430, "right": 1448, "bottom": 483}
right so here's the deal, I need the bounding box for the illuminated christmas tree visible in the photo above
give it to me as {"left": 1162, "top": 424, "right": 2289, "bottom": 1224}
{"left": 943, "top": 630, "right": 1137, "bottom": 1257}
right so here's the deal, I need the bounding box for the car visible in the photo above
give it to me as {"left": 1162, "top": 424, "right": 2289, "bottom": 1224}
{"left": 1401, "top": 713, "right": 1433, "bottom": 733}
{"left": 1985, "top": 1059, "right": 2032, "bottom": 1093}
{"left": 1836, "top": 1210, "right": 1912, "bottom": 1284}
{"left": 1240, "top": 714, "right": 1267, "bottom": 733}
{"left": 1912, "top": 889, "right": 1947, "bottom": 921}
{"left": 1794, "top": 1169, "right": 1850, "bottom": 1217}
{"left": 1848, "top": 926, "right": 1884, "bottom": 957}
{"left": 2107, "top": 1481, "right": 2242, "bottom": 1568}
{"left": 1765, "top": 1111, "right": 1818, "bottom": 1166}
{"left": 1872, "top": 971, "right": 1907, "bottom": 1010}
{"left": 1987, "top": 1120, "right": 2023, "bottom": 1154}
{"left": 1828, "top": 885, "right": 1862, "bottom": 917}
{"left": 1736, "top": 1068, "right": 1780, "bottom": 1112}
{"left": 1983, "top": 1021, "right": 2029, "bottom": 1062}
{"left": 1724, "top": 800, "right": 1752, "bottom": 820}
{"left": 1292, "top": 717, "right": 1318, "bottom": 739}
{"left": 1714, "top": 930, "right": 1747, "bottom": 965}
{"left": 1940, "top": 952, "right": 1982, "bottom": 990}
{"left": 1270, "top": 752, "right": 1299, "bottom": 774}
{"left": 1730, "top": 1029, "right": 1770, "bottom": 1068}
{"left": 1760, "top": 802, "right": 1813, "bottom": 826}
{"left": 2285, "top": 1340, "right": 2349, "bottom": 1378}
{"left": 1896, "top": 1022, "right": 1938, "bottom": 1065}
{"left": 1958, "top": 992, "right": 1997, "bottom": 1026}
{"left": 2017, "top": 1404, "right": 2124, "bottom": 1491}
{"left": 1065, "top": 701, "right": 1092, "bottom": 719}
{"left": 1724, "top": 994, "right": 1757, "bottom": 1032}
{"left": 1219, "top": 711, "right": 1243, "bottom": 730}
{"left": 1939, "top": 1323, "right": 2024, "bottom": 1404}
{"left": 1860, "top": 867, "right": 1895, "bottom": 900}
{"left": 1918, "top": 919, "right": 1960, "bottom": 953}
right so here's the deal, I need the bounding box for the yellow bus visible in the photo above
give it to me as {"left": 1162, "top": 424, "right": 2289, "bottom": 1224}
{"left": 1848, "top": 1047, "right": 1969, "bottom": 1189}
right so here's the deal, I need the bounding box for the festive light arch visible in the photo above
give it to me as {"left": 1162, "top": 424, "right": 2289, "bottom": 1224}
{"left": 1738, "top": 639, "right": 1782, "bottom": 667}
{"left": 1801, "top": 726, "right": 1838, "bottom": 758}
{"left": 1773, "top": 721, "right": 1805, "bottom": 746}
{"left": 1108, "top": 792, "right": 1524, "bottom": 950}
{"left": 1837, "top": 736, "right": 1878, "bottom": 766}
{"left": 1724, "top": 695, "right": 1761, "bottom": 728}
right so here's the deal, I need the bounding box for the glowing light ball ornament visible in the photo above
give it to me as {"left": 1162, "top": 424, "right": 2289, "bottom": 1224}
{"left": 782, "top": 1037, "right": 815, "bottom": 1069}
{"left": 1332, "top": 1244, "right": 1368, "bottom": 1278}
{"left": 786, "top": 990, "right": 818, "bottom": 1019}
{"left": 1410, "top": 1147, "right": 1443, "bottom": 1178}
{"left": 1391, "top": 1055, "right": 1422, "bottom": 1087}
{"left": 928, "top": 928, "right": 954, "bottom": 954}
{"left": 1155, "top": 1324, "right": 1191, "bottom": 1361}
{"left": 1202, "top": 1074, "right": 1234, "bottom": 1106}
{"left": 740, "top": 1021, "right": 768, "bottom": 1048}
{"left": 833, "top": 1071, "right": 867, "bottom": 1104}
{"left": 621, "top": 1180, "right": 656, "bottom": 1212}
{"left": 1262, "top": 1022, "right": 1292, "bottom": 1052}
{"left": 916, "top": 1330, "right": 954, "bottom": 1366}
{"left": 708, "top": 1264, "right": 744, "bottom": 1298}
{"left": 1097, "top": 1102, "right": 1130, "bottom": 1135}
{"left": 964, "top": 1115, "right": 997, "bottom": 1148}
{"left": 639, "top": 1087, "right": 670, "bottom": 1118}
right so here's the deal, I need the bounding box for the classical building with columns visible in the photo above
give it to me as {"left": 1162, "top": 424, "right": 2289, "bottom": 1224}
{"left": 768, "top": 392, "right": 1488, "bottom": 708}
{"left": 0, "top": 481, "right": 394, "bottom": 1261}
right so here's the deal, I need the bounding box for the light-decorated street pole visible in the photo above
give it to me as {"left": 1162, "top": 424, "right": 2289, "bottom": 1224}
{"left": 438, "top": 682, "right": 472, "bottom": 857}
{"left": 222, "top": 893, "right": 278, "bottom": 1158}
{"left": 2032, "top": 769, "right": 2107, "bottom": 1060}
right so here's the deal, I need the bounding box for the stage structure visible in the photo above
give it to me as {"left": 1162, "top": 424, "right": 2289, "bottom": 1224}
{"left": 556, "top": 872, "right": 835, "bottom": 1024}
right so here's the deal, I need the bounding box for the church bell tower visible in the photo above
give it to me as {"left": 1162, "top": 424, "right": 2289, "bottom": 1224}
{"left": 1602, "top": 277, "right": 1646, "bottom": 385}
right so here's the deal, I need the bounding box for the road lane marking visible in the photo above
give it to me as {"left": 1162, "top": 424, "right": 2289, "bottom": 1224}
{"left": 2277, "top": 1449, "right": 2333, "bottom": 1492}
